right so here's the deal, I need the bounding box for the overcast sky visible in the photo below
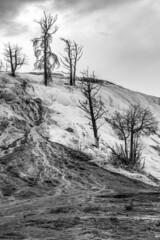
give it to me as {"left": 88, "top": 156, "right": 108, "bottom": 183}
{"left": 0, "top": 0, "right": 160, "bottom": 96}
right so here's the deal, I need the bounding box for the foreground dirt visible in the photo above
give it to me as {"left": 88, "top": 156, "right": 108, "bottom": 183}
{"left": 0, "top": 179, "right": 160, "bottom": 240}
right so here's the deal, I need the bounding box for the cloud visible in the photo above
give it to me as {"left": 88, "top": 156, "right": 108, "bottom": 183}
{"left": 111, "top": 0, "right": 160, "bottom": 65}
{"left": 0, "top": 0, "right": 139, "bottom": 36}
{"left": 0, "top": 0, "right": 48, "bottom": 35}
{"left": 54, "top": 0, "right": 138, "bottom": 15}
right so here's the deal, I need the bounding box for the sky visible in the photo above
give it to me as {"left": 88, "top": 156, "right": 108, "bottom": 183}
{"left": 0, "top": 0, "right": 160, "bottom": 97}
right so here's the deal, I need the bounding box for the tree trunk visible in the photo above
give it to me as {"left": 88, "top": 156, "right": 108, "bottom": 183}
{"left": 11, "top": 63, "right": 15, "bottom": 77}
{"left": 124, "top": 137, "right": 128, "bottom": 161}
{"left": 68, "top": 45, "right": 73, "bottom": 86}
{"left": 130, "top": 132, "right": 134, "bottom": 165}
{"left": 12, "top": 69, "right": 15, "bottom": 77}
{"left": 44, "top": 36, "right": 48, "bottom": 86}
{"left": 70, "top": 72, "right": 73, "bottom": 86}
{"left": 44, "top": 70, "right": 47, "bottom": 86}
{"left": 73, "top": 62, "right": 76, "bottom": 86}
{"left": 93, "top": 127, "right": 99, "bottom": 148}
{"left": 95, "top": 137, "right": 99, "bottom": 148}
{"left": 9, "top": 51, "right": 15, "bottom": 77}
{"left": 88, "top": 84, "right": 99, "bottom": 148}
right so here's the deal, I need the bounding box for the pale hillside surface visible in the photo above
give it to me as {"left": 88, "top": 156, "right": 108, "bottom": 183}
{"left": 23, "top": 73, "right": 160, "bottom": 185}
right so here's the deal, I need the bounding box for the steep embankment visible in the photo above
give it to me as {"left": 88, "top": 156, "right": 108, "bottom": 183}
{"left": 0, "top": 73, "right": 151, "bottom": 198}
{"left": 0, "top": 72, "right": 159, "bottom": 196}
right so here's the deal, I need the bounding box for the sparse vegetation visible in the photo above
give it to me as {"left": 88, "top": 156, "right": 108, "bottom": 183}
{"left": 106, "top": 104, "right": 158, "bottom": 168}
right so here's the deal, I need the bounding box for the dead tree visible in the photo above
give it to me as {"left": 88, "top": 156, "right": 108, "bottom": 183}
{"left": 106, "top": 104, "right": 158, "bottom": 166}
{"left": 78, "top": 70, "right": 106, "bottom": 148}
{"left": 60, "top": 38, "right": 83, "bottom": 86}
{"left": 32, "top": 11, "right": 60, "bottom": 86}
{"left": 3, "top": 43, "right": 27, "bottom": 77}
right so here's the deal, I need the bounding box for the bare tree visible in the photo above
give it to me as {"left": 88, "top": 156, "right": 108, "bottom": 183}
{"left": 3, "top": 43, "right": 27, "bottom": 77}
{"left": 106, "top": 104, "right": 158, "bottom": 166}
{"left": 78, "top": 70, "right": 106, "bottom": 148}
{"left": 60, "top": 38, "right": 83, "bottom": 86}
{"left": 0, "top": 59, "right": 4, "bottom": 72}
{"left": 32, "top": 11, "right": 60, "bottom": 86}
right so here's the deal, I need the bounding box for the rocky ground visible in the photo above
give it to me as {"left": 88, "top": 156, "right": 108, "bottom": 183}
{"left": 0, "top": 74, "right": 160, "bottom": 239}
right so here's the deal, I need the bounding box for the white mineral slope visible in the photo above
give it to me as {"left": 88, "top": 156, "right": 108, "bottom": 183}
{"left": 23, "top": 73, "right": 160, "bottom": 185}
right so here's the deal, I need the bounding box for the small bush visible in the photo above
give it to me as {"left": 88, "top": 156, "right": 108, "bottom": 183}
{"left": 107, "top": 142, "right": 145, "bottom": 171}
{"left": 108, "top": 147, "right": 128, "bottom": 168}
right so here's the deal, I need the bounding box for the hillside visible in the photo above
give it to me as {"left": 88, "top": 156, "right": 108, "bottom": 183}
{"left": 0, "top": 73, "right": 160, "bottom": 239}
{"left": 23, "top": 72, "right": 160, "bottom": 183}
